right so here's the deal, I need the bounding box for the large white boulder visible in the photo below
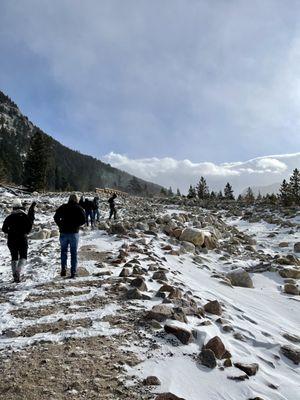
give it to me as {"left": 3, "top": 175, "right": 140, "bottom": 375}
{"left": 179, "top": 227, "right": 205, "bottom": 246}
{"left": 227, "top": 268, "right": 253, "bottom": 288}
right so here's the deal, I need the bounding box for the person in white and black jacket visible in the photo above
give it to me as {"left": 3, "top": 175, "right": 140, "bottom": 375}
{"left": 2, "top": 198, "right": 36, "bottom": 283}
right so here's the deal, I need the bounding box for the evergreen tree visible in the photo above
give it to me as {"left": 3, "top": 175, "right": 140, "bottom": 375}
{"left": 279, "top": 179, "right": 291, "bottom": 206}
{"left": 23, "top": 131, "right": 51, "bottom": 191}
{"left": 168, "top": 186, "right": 174, "bottom": 197}
{"left": 224, "top": 182, "right": 234, "bottom": 200}
{"left": 160, "top": 187, "right": 167, "bottom": 196}
{"left": 0, "top": 159, "right": 7, "bottom": 183}
{"left": 127, "top": 176, "right": 142, "bottom": 195}
{"left": 217, "top": 190, "right": 224, "bottom": 200}
{"left": 256, "top": 191, "right": 262, "bottom": 203}
{"left": 289, "top": 168, "right": 300, "bottom": 204}
{"left": 196, "top": 177, "right": 209, "bottom": 199}
{"left": 187, "top": 185, "right": 196, "bottom": 198}
{"left": 244, "top": 187, "right": 255, "bottom": 204}
{"left": 210, "top": 190, "right": 217, "bottom": 201}
{"left": 176, "top": 188, "right": 181, "bottom": 196}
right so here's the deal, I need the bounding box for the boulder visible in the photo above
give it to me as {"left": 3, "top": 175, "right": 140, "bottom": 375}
{"left": 119, "top": 268, "right": 130, "bottom": 277}
{"left": 155, "top": 393, "right": 186, "bottom": 400}
{"left": 204, "top": 300, "right": 222, "bottom": 315}
{"left": 279, "top": 268, "right": 300, "bottom": 279}
{"left": 204, "top": 336, "right": 227, "bottom": 359}
{"left": 50, "top": 229, "right": 59, "bottom": 238}
{"left": 179, "top": 228, "right": 205, "bottom": 246}
{"left": 146, "top": 304, "right": 173, "bottom": 322}
{"left": 280, "top": 345, "right": 300, "bottom": 364}
{"left": 180, "top": 241, "right": 196, "bottom": 253}
{"left": 294, "top": 242, "right": 300, "bottom": 253}
{"left": 30, "top": 229, "right": 51, "bottom": 240}
{"left": 109, "top": 223, "right": 127, "bottom": 235}
{"left": 126, "top": 288, "right": 150, "bottom": 300}
{"left": 130, "top": 277, "right": 148, "bottom": 291}
{"left": 234, "top": 362, "right": 259, "bottom": 376}
{"left": 199, "top": 349, "right": 217, "bottom": 368}
{"left": 164, "top": 324, "right": 193, "bottom": 345}
{"left": 283, "top": 283, "right": 299, "bottom": 295}
{"left": 143, "top": 376, "right": 161, "bottom": 386}
{"left": 227, "top": 268, "right": 253, "bottom": 288}
{"left": 204, "top": 234, "right": 218, "bottom": 250}
{"left": 153, "top": 271, "right": 168, "bottom": 281}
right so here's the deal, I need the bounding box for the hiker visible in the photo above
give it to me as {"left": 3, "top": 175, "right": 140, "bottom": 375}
{"left": 84, "top": 198, "right": 94, "bottom": 227}
{"left": 108, "top": 193, "right": 117, "bottom": 220}
{"left": 92, "top": 196, "right": 100, "bottom": 222}
{"left": 79, "top": 195, "right": 85, "bottom": 209}
{"left": 54, "top": 194, "right": 86, "bottom": 278}
{"left": 2, "top": 199, "right": 36, "bottom": 283}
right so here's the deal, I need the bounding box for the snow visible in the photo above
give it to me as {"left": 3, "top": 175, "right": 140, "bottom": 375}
{"left": 0, "top": 193, "right": 299, "bottom": 399}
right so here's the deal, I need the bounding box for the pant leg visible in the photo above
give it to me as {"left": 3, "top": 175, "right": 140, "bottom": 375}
{"left": 69, "top": 233, "right": 79, "bottom": 276}
{"left": 19, "top": 236, "right": 28, "bottom": 260}
{"left": 59, "top": 234, "right": 69, "bottom": 269}
{"left": 95, "top": 209, "right": 100, "bottom": 221}
{"left": 85, "top": 210, "right": 89, "bottom": 226}
{"left": 109, "top": 209, "right": 113, "bottom": 219}
{"left": 7, "top": 240, "right": 19, "bottom": 261}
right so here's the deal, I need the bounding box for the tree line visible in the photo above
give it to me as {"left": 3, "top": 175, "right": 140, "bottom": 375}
{"left": 160, "top": 169, "right": 300, "bottom": 206}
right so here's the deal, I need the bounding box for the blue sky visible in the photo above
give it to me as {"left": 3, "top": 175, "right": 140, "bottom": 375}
{"left": 1, "top": 0, "right": 300, "bottom": 191}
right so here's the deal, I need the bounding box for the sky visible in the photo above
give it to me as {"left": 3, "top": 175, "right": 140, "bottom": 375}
{"left": 1, "top": 0, "right": 300, "bottom": 193}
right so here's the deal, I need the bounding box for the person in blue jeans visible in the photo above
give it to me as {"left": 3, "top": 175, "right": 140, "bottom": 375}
{"left": 54, "top": 194, "right": 86, "bottom": 278}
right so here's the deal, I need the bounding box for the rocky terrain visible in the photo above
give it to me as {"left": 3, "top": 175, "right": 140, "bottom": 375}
{"left": 0, "top": 190, "right": 299, "bottom": 400}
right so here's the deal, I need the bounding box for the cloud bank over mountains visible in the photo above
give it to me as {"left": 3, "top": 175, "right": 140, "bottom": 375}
{"left": 103, "top": 152, "right": 300, "bottom": 194}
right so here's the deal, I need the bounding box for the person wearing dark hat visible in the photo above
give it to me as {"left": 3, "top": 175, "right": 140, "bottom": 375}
{"left": 2, "top": 198, "right": 36, "bottom": 283}
{"left": 54, "top": 194, "right": 86, "bottom": 278}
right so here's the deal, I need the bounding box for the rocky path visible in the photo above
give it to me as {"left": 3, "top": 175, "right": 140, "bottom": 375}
{"left": 0, "top": 195, "right": 300, "bottom": 400}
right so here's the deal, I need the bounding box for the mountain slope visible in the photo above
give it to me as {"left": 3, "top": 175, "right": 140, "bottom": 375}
{"left": 0, "top": 91, "right": 162, "bottom": 194}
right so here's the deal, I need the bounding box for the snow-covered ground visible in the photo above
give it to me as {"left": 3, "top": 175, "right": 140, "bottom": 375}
{"left": 0, "top": 193, "right": 299, "bottom": 400}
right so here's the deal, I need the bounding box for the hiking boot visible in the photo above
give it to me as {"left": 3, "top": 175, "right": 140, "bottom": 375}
{"left": 13, "top": 272, "right": 20, "bottom": 283}
{"left": 61, "top": 268, "right": 67, "bottom": 277}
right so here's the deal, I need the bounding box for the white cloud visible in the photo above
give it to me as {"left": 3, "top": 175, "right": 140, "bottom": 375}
{"left": 103, "top": 152, "right": 299, "bottom": 194}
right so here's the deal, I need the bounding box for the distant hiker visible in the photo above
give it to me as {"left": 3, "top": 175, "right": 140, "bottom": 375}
{"left": 92, "top": 196, "right": 100, "bottom": 222}
{"left": 108, "top": 193, "right": 117, "bottom": 220}
{"left": 2, "top": 199, "right": 36, "bottom": 283}
{"left": 79, "top": 195, "right": 85, "bottom": 209}
{"left": 54, "top": 194, "right": 86, "bottom": 278}
{"left": 84, "top": 198, "right": 94, "bottom": 227}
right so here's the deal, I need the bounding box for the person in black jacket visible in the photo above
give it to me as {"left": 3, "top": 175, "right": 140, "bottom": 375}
{"left": 2, "top": 198, "right": 36, "bottom": 283}
{"left": 92, "top": 196, "right": 100, "bottom": 222}
{"left": 84, "top": 198, "right": 94, "bottom": 227}
{"left": 108, "top": 193, "right": 117, "bottom": 220}
{"left": 54, "top": 194, "right": 86, "bottom": 278}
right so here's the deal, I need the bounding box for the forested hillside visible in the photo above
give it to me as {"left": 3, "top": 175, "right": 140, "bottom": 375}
{"left": 0, "top": 91, "right": 162, "bottom": 194}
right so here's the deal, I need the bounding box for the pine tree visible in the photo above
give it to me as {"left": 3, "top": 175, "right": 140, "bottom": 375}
{"left": 0, "top": 159, "right": 7, "bottom": 183}
{"left": 217, "top": 190, "right": 223, "bottom": 200}
{"left": 279, "top": 179, "right": 291, "bottom": 206}
{"left": 256, "top": 191, "right": 262, "bottom": 203}
{"left": 167, "top": 187, "right": 174, "bottom": 197}
{"left": 196, "top": 177, "right": 209, "bottom": 199}
{"left": 289, "top": 168, "right": 300, "bottom": 205}
{"left": 23, "top": 131, "right": 51, "bottom": 191}
{"left": 176, "top": 188, "right": 181, "bottom": 196}
{"left": 210, "top": 190, "right": 217, "bottom": 201}
{"left": 224, "top": 182, "right": 234, "bottom": 200}
{"left": 244, "top": 187, "right": 255, "bottom": 204}
{"left": 160, "top": 187, "right": 167, "bottom": 196}
{"left": 187, "top": 185, "right": 196, "bottom": 198}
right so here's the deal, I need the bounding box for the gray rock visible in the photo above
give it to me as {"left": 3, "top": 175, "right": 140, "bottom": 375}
{"left": 227, "top": 268, "right": 253, "bottom": 288}
{"left": 281, "top": 345, "right": 300, "bottom": 364}
{"left": 199, "top": 349, "right": 217, "bottom": 368}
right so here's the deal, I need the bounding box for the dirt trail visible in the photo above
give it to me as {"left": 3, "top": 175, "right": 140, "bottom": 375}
{"left": 0, "top": 247, "right": 154, "bottom": 400}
